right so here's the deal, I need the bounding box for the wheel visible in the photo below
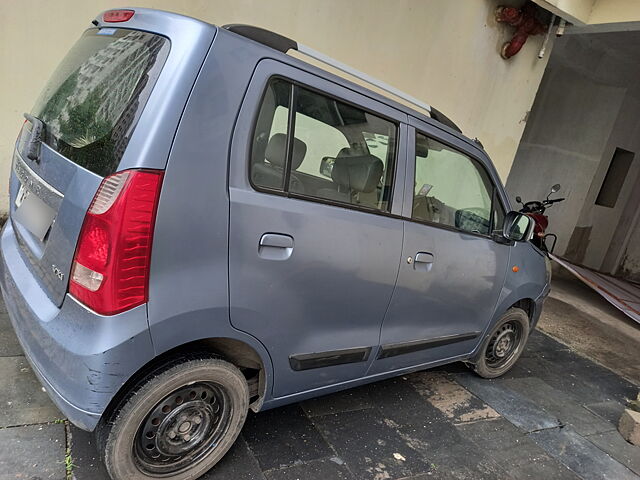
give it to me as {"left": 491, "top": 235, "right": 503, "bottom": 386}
{"left": 472, "top": 308, "right": 529, "bottom": 378}
{"left": 99, "top": 357, "right": 249, "bottom": 480}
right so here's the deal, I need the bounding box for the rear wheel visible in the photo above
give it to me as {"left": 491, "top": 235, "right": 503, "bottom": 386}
{"left": 471, "top": 308, "right": 529, "bottom": 378}
{"left": 99, "top": 358, "right": 249, "bottom": 480}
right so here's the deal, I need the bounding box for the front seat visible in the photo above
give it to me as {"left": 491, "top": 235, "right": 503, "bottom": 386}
{"left": 317, "top": 153, "right": 384, "bottom": 207}
{"left": 252, "top": 133, "right": 307, "bottom": 192}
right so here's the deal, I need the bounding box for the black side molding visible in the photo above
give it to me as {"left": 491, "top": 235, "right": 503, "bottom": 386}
{"left": 377, "top": 332, "right": 480, "bottom": 360}
{"left": 289, "top": 347, "right": 372, "bottom": 371}
{"left": 223, "top": 24, "right": 298, "bottom": 53}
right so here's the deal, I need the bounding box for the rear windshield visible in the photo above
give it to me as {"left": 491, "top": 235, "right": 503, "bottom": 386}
{"left": 32, "top": 28, "right": 170, "bottom": 176}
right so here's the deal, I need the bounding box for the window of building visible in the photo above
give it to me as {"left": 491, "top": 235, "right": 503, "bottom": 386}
{"left": 595, "top": 147, "right": 634, "bottom": 208}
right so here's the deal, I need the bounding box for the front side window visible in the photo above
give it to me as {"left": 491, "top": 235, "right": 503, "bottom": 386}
{"left": 412, "top": 133, "right": 495, "bottom": 235}
{"left": 250, "top": 79, "right": 398, "bottom": 213}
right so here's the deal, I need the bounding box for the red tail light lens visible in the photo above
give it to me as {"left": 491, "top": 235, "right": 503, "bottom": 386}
{"left": 103, "top": 9, "right": 135, "bottom": 22}
{"left": 70, "top": 169, "right": 163, "bottom": 315}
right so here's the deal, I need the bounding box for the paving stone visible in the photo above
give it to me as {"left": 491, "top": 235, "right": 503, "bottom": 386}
{"left": 263, "top": 457, "right": 354, "bottom": 480}
{"left": 503, "top": 377, "right": 616, "bottom": 436}
{"left": 242, "top": 405, "right": 333, "bottom": 471}
{"left": 68, "top": 425, "right": 109, "bottom": 480}
{"left": 585, "top": 400, "right": 628, "bottom": 424}
{"left": 408, "top": 371, "right": 499, "bottom": 424}
{"left": 530, "top": 426, "right": 639, "bottom": 480}
{"left": 586, "top": 430, "right": 640, "bottom": 476}
{"left": 0, "top": 423, "right": 66, "bottom": 480}
{"left": 312, "top": 408, "right": 434, "bottom": 479}
{"left": 0, "top": 310, "right": 23, "bottom": 357}
{"left": 203, "top": 435, "right": 265, "bottom": 480}
{"left": 301, "top": 384, "right": 375, "bottom": 418}
{"left": 458, "top": 417, "right": 580, "bottom": 480}
{"left": 453, "top": 373, "right": 560, "bottom": 433}
{"left": 0, "top": 356, "right": 63, "bottom": 427}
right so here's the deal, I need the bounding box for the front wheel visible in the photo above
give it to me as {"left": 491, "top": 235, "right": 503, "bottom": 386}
{"left": 471, "top": 308, "right": 530, "bottom": 378}
{"left": 99, "top": 357, "right": 249, "bottom": 480}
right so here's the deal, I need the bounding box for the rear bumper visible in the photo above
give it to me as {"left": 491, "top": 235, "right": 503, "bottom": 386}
{"left": 0, "top": 220, "right": 155, "bottom": 431}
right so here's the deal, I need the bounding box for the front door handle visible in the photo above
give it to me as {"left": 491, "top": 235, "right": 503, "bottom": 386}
{"left": 414, "top": 252, "right": 434, "bottom": 271}
{"left": 259, "top": 233, "right": 294, "bottom": 260}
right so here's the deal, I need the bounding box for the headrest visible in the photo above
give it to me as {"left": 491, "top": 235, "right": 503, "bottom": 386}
{"left": 332, "top": 155, "right": 384, "bottom": 193}
{"left": 265, "top": 133, "right": 307, "bottom": 170}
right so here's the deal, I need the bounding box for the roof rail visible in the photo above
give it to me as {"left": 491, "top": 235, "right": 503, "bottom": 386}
{"left": 223, "top": 24, "right": 462, "bottom": 134}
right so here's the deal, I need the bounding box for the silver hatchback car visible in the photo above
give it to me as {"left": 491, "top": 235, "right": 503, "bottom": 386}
{"left": 1, "top": 8, "right": 549, "bottom": 480}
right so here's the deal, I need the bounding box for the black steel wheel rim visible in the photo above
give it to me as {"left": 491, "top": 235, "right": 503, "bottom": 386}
{"left": 133, "top": 382, "right": 232, "bottom": 476}
{"left": 485, "top": 321, "right": 523, "bottom": 369}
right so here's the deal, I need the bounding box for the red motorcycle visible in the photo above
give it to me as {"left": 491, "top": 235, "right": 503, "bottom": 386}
{"left": 515, "top": 184, "right": 565, "bottom": 252}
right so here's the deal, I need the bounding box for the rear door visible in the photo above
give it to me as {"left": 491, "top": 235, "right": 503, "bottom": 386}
{"left": 229, "top": 61, "right": 407, "bottom": 398}
{"left": 8, "top": 27, "right": 170, "bottom": 305}
{"left": 370, "top": 118, "right": 511, "bottom": 374}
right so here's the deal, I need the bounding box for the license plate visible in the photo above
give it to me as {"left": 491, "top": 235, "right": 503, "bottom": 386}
{"left": 13, "top": 184, "right": 56, "bottom": 241}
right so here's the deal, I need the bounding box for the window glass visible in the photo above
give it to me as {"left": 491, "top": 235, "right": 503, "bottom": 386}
{"left": 31, "top": 29, "right": 170, "bottom": 177}
{"left": 412, "top": 133, "right": 494, "bottom": 235}
{"left": 288, "top": 87, "right": 397, "bottom": 212}
{"left": 250, "top": 79, "right": 291, "bottom": 190}
{"left": 249, "top": 80, "right": 398, "bottom": 213}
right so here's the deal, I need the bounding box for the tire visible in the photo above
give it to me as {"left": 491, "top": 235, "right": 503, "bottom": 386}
{"left": 99, "top": 357, "right": 249, "bottom": 480}
{"left": 471, "top": 308, "right": 530, "bottom": 379}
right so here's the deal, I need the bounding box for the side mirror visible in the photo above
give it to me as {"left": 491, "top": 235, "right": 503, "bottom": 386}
{"left": 551, "top": 184, "right": 561, "bottom": 194}
{"left": 515, "top": 196, "right": 522, "bottom": 204}
{"left": 501, "top": 211, "right": 534, "bottom": 242}
{"left": 319, "top": 156, "right": 335, "bottom": 178}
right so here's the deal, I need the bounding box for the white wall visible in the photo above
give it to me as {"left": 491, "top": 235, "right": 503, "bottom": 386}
{"left": 0, "top": 0, "right": 555, "bottom": 214}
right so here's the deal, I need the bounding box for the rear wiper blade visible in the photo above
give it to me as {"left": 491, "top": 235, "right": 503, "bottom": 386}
{"left": 23, "top": 113, "right": 45, "bottom": 162}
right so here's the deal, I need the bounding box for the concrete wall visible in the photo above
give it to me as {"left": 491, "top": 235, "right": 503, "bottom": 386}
{"left": 0, "top": 0, "right": 555, "bottom": 213}
{"left": 506, "top": 31, "right": 640, "bottom": 276}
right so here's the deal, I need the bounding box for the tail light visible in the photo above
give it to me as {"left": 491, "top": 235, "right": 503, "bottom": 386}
{"left": 103, "top": 9, "right": 135, "bottom": 22}
{"left": 70, "top": 169, "right": 164, "bottom": 315}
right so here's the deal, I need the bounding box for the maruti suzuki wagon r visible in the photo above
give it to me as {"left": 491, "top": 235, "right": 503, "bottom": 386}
{"left": 1, "top": 8, "right": 550, "bottom": 480}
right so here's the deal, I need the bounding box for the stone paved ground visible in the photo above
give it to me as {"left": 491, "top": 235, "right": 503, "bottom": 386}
{"left": 1, "top": 296, "right": 639, "bottom": 480}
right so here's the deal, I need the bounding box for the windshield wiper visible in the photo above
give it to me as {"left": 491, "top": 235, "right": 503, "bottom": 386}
{"left": 23, "top": 113, "right": 45, "bottom": 162}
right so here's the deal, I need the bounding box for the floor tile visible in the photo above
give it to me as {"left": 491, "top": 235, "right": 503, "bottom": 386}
{"left": 204, "top": 435, "right": 266, "bottom": 480}
{"left": 530, "top": 426, "right": 639, "bottom": 480}
{"left": 301, "top": 384, "right": 375, "bottom": 418}
{"left": 68, "top": 425, "right": 109, "bottom": 480}
{"left": 0, "top": 310, "right": 22, "bottom": 357}
{"left": 312, "top": 408, "right": 434, "bottom": 479}
{"left": 242, "top": 405, "right": 333, "bottom": 471}
{"left": 585, "top": 430, "right": 640, "bottom": 476}
{"left": 0, "top": 356, "right": 62, "bottom": 427}
{"left": 264, "top": 457, "right": 354, "bottom": 480}
{"left": 0, "top": 423, "right": 66, "bottom": 480}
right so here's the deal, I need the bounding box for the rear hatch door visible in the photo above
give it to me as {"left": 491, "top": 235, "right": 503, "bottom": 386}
{"left": 9, "top": 27, "right": 170, "bottom": 306}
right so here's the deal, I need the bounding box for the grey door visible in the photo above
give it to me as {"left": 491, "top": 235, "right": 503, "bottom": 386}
{"left": 370, "top": 119, "right": 511, "bottom": 374}
{"left": 228, "top": 61, "right": 407, "bottom": 398}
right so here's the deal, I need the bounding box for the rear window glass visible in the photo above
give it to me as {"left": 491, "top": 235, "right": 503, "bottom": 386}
{"left": 32, "top": 28, "right": 170, "bottom": 176}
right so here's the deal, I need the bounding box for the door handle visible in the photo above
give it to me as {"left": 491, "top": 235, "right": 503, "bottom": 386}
{"left": 259, "top": 233, "right": 294, "bottom": 260}
{"left": 414, "top": 252, "right": 434, "bottom": 271}
{"left": 260, "top": 233, "right": 294, "bottom": 249}
{"left": 415, "top": 252, "right": 434, "bottom": 264}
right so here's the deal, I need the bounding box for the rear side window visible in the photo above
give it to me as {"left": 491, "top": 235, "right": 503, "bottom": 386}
{"left": 250, "top": 79, "right": 398, "bottom": 213}
{"left": 32, "top": 28, "right": 170, "bottom": 176}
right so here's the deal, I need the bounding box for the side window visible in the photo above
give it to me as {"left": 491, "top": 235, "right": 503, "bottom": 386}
{"left": 412, "top": 132, "right": 495, "bottom": 235}
{"left": 250, "top": 79, "right": 292, "bottom": 191}
{"left": 249, "top": 79, "right": 398, "bottom": 213}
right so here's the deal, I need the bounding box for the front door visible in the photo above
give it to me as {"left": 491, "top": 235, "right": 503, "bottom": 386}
{"left": 370, "top": 120, "right": 511, "bottom": 374}
{"left": 228, "top": 62, "right": 407, "bottom": 398}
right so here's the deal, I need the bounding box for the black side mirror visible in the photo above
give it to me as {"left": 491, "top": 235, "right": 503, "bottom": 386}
{"left": 501, "top": 211, "right": 534, "bottom": 242}
{"left": 515, "top": 196, "right": 522, "bottom": 204}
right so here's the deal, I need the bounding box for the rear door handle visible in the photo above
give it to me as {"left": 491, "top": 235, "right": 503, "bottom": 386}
{"left": 414, "top": 252, "right": 434, "bottom": 271}
{"left": 259, "top": 233, "right": 294, "bottom": 260}
{"left": 260, "top": 233, "right": 294, "bottom": 248}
